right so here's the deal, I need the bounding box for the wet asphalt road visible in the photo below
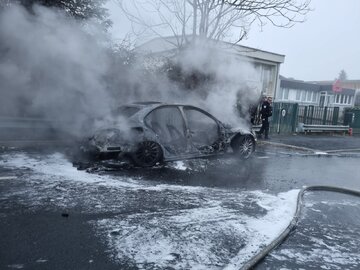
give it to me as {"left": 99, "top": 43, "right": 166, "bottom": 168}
{"left": 0, "top": 135, "right": 360, "bottom": 269}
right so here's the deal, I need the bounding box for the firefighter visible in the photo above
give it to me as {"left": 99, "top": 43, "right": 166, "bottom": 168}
{"left": 257, "top": 96, "right": 272, "bottom": 139}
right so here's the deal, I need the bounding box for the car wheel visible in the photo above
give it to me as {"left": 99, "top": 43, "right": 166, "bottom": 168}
{"left": 132, "top": 141, "right": 163, "bottom": 167}
{"left": 231, "top": 135, "right": 255, "bottom": 159}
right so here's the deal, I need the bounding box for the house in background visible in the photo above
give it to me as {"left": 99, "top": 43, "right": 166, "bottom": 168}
{"left": 136, "top": 36, "right": 285, "bottom": 98}
{"left": 311, "top": 80, "right": 360, "bottom": 107}
{"left": 276, "top": 76, "right": 356, "bottom": 110}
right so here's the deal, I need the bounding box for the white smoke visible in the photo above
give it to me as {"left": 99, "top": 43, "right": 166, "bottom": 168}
{"left": 166, "top": 40, "right": 262, "bottom": 128}
{"left": 0, "top": 5, "right": 112, "bottom": 136}
{"left": 0, "top": 5, "right": 262, "bottom": 140}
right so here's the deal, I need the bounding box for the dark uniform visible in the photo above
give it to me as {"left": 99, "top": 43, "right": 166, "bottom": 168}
{"left": 258, "top": 98, "right": 272, "bottom": 139}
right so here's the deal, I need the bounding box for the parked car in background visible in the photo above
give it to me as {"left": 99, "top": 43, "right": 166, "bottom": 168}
{"left": 79, "top": 102, "right": 256, "bottom": 167}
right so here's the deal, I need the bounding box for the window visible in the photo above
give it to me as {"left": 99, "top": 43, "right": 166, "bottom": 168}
{"left": 284, "top": 88, "right": 289, "bottom": 100}
{"left": 262, "top": 65, "right": 275, "bottom": 95}
{"left": 306, "top": 91, "right": 312, "bottom": 102}
{"left": 326, "top": 95, "right": 331, "bottom": 105}
{"left": 116, "top": 106, "right": 141, "bottom": 117}
{"left": 344, "top": 95, "right": 348, "bottom": 104}
{"left": 319, "top": 92, "right": 326, "bottom": 107}
{"left": 349, "top": 96, "right": 353, "bottom": 104}
{"left": 301, "top": 90, "right": 306, "bottom": 101}
{"left": 335, "top": 94, "right": 340, "bottom": 104}
{"left": 312, "top": 92, "right": 317, "bottom": 102}
{"left": 184, "top": 108, "right": 219, "bottom": 147}
{"left": 145, "top": 106, "right": 186, "bottom": 146}
{"left": 340, "top": 94, "right": 344, "bottom": 104}
{"left": 296, "top": 90, "right": 301, "bottom": 100}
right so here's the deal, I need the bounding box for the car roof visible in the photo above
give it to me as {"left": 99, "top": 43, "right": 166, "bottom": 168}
{"left": 132, "top": 101, "right": 163, "bottom": 105}
{"left": 119, "top": 102, "right": 218, "bottom": 122}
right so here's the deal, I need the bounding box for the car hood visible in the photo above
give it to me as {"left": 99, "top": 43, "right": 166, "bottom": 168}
{"left": 222, "top": 123, "right": 253, "bottom": 136}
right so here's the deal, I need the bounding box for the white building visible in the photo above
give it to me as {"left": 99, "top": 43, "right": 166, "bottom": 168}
{"left": 312, "top": 80, "right": 360, "bottom": 107}
{"left": 277, "top": 76, "right": 356, "bottom": 109}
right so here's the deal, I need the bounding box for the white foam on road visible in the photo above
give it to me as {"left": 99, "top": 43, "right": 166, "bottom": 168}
{"left": 170, "top": 161, "right": 188, "bottom": 171}
{"left": 1, "top": 152, "right": 300, "bottom": 269}
{"left": 0, "top": 152, "right": 144, "bottom": 189}
{"left": 95, "top": 190, "right": 299, "bottom": 269}
{"left": 0, "top": 176, "right": 17, "bottom": 180}
{"left": 225, "top": 190, "right": 299, "bottom": 269}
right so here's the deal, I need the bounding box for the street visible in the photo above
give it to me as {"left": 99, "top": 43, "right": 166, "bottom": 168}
{"left": 1, "top": 135, "right": 360, "bottom": 269}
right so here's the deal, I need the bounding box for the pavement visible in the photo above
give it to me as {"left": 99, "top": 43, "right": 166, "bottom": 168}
{"left": 258, "top": 133, "right": 360, "bottom": 152}
{"left": 1, "top": 134, "right": 360, "bottom": 269}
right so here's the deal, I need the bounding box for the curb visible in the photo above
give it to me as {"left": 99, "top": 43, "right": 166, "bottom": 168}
{"left": 257, "top": 140, "right": 318, "bottom": 153}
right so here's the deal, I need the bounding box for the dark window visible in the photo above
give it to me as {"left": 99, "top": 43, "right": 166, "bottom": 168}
{"left": 116, "top": 106, "right": 141, "bottom": 118}
{"left": 184, "top": 108, "right": 219, "bottom": 147}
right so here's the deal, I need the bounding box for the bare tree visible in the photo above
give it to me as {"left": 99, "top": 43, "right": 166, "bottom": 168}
{"left": 117, "top": 0, "right": 311, "bottom": 46}
{"left": 0, "top": 0, "right": 112, "bottom": 28}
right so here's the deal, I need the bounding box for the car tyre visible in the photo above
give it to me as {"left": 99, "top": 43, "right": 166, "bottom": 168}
{"left": 231, "top": 135, "right": 255, "bottom": 159}
{"left": 132, "top": 141, "right": 163, "bottom": 167}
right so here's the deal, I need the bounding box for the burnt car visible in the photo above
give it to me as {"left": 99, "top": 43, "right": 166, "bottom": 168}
{"left": 80, "top": 102, "right": 256, "bottom": 167}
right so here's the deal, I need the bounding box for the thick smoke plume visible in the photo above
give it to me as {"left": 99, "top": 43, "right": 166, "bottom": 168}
{"left": 0, "top": 5, "right": 113, "bottom": 137}
{"left": 169, "top": 41, "right": 262, "bottom": 126}
{"left": 0, "top": 5, "right": 261, "bottom": 140}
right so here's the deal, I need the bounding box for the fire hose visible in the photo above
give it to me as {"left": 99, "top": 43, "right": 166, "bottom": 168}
{"left": 240, "top": 185, "right": 360, "bottom": 270}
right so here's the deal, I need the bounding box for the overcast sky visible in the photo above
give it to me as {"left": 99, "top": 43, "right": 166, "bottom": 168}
{"left": 107, "top": 0, "right": 360, "bottom": 81}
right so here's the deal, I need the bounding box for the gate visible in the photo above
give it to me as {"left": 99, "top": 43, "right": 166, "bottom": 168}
{"left": 271, "top": 102, "right": 298, "bottom": 134}
{"left": 344, "top": 108, "right": 360, "bottom": 135}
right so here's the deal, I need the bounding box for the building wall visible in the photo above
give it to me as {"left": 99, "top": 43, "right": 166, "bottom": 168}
{"left": 277, "top": 78, "right": 356, "bottom": 109}
{"left": 276, "top": 87, "right": 319, "bottom": 105}
{"left": 310, "top": 80, "right": 360, "bottom": 107}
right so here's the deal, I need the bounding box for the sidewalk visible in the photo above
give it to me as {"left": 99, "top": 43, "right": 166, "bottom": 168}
{"left": 257, "top": 133, "right": 360, "bottom": 152}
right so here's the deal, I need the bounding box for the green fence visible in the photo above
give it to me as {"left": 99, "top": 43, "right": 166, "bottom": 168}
{"left": 344, "top": 108, "right": 360, "bottom": 135}
{"left": 271, "top": 102, "right": 299, "bottom": 134}
{"left": 270, "top": 103, "right": 342, "bottom": 134}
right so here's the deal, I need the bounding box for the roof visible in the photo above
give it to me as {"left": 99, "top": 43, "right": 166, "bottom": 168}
{"left": 280, "top": 77, "right": 320, "bottom": 92}
{"left": 310, "top": 80, "right": 360, "bottom": 84}
{"left": 136, "top": 36, "right": 285, "bottom": 64}
{"left": 280, "top": 76, "right": 356, "bottom": 95}
{"left": 318, "top": 85, "right": 355, "bottom": 95}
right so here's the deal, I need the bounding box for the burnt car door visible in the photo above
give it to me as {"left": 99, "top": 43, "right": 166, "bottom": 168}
{"left": 144, "top": 106, "right": 188, "bottom": 155}
{"left": 182, "top": 106, "right": 222, "bottom": 154}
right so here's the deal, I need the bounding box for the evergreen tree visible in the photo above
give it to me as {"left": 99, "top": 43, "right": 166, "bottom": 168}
{"left": 338, "top": 69, "right": 348, "bottom": 81}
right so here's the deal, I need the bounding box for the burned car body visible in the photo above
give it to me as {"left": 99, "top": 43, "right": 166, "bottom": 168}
{"left": 80, "top": 102, "right": 256, "bottom": 167}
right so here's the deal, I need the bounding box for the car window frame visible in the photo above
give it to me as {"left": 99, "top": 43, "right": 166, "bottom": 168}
{"left": 143, "top": 105, "right": 187, "bottom": 139}
{"left": 181, "top": 105, "right": 222, "bottom": 139}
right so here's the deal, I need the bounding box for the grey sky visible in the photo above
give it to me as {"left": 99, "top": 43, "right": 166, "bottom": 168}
{"left": 107, "top": 0, "right": 360, "bottom": 81}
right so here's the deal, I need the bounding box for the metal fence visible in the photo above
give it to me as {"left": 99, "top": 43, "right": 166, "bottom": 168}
{"left": 297, "top": 105, "right": 340, "bottom": 125}
{"left": 268, "top": 103, "right": 346, "bottom": 134}
{"left": 344, "top": 108, "right": 360, "bottom": 134}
